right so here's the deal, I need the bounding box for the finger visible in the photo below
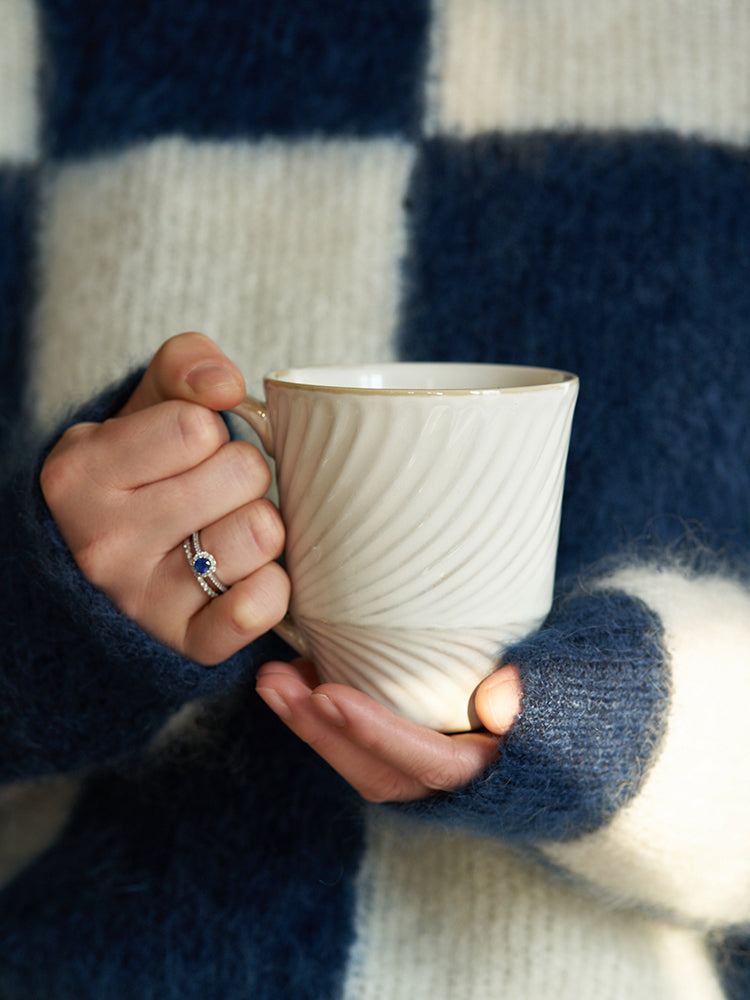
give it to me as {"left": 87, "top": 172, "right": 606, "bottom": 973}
{"left": 138, "top": 439, "right": 273, "bottom": 548}
{"left": 89, "top": 400, "right": 231, "bottom": 490}
{"left": 102, "top": 494, "right": 287, "bottom": 650}
{"left": 472, "top": 664, "right": 523, "bottom": 735}
{"left": 182, "top": 562, "right": 291, "bottom": 664}
{"left": 255, "top": 662, "right": 499, "bottom": 801}
{"left": 118, "top": 332, "right": 245, "bottom": 417}
{"left": 39, "top": 403, "right": 230, "bottom": 537}
{"left": 256, "top": 662, "right": 430, "bottom": 801}
{"left": 312, "top": 682, "right": 500, "bottom": 797}
{"left": 190, "top": 498, "right": 285, "bottom": 586}
{"left": 159, "top": 497, "right": 285, "bottom": 621}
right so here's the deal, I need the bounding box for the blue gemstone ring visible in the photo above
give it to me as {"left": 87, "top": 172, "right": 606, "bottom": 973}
{"left": 184, "top": 531, "right": 228, "bottom": 599}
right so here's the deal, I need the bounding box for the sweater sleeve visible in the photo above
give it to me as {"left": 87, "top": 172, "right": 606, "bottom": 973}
{"left": 0, "top": 374, "right": 256, "bottom": 783}
{"left": 400, "top": 560, "right": 750, "bottom": 929}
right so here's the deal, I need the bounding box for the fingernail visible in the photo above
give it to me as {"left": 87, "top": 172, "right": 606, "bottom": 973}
{"left": 311, "top": 692, "right": 347, "bottom": 728}
{"left": 478, "top": 669, "right": 522, "bottom": 734}
{"left": 256, "top": 687, "right": 293, "bottom": 722}
{"left": 186, "top": 362, "right": 239, "bottom": 393}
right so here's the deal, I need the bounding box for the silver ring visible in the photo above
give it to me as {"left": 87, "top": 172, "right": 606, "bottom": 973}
{"left": 184, "top": 531, "right": 227, "bottom": 599}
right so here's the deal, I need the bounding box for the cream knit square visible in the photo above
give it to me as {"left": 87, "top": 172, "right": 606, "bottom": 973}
{"left": 0, "top": 0, "right": 41, "bottom": 162}
{"left": 28, "top": 136, "right": 414, "bottom": 427}
{"left": 426, "top": 0, "right": 750, "bottom": 144}
{"left": 343, "top": 810, "right": 724, "bottom": 1000}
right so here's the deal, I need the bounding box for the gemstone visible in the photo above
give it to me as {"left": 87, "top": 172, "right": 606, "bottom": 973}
{"left": 194, "top": 557, "right": 211, "bottom": 575}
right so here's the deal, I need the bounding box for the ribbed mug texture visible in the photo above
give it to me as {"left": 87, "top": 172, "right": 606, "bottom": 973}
{"left": 243, "top": 365, "right": 578, "bottom": 731}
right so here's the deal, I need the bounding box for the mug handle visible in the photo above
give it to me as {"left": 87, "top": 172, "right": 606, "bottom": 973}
{"left": 232, "top": 395, "right": 274, "bottom": 455}
{"left": 231, "top": 395, "right": 311, "bottom": 659}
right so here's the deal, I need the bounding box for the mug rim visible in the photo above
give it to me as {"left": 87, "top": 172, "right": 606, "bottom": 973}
{"left": 263, "top": 362, "right": 578, "bottom": 396}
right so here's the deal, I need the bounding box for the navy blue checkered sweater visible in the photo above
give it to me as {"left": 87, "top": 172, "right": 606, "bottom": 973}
{"left": 1, "top": 2, "right": 750, "bottom": 997}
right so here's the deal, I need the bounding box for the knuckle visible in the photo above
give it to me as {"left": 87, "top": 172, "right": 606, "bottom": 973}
{"left": 39, "top": 425, "right": 94, "bottom": 506}
{"left": 221, "top": 441, "right": 272, "bottom": 497}
{"left": 229, "top": 565, "right": 290, "bottom": 636}
{"left": 244, "top": 499, "right": 285, "bottom": 560}
{"left": 239, "top": 442, "right": 273, "bottom": 493}
{"left": 172, "top": 401, "right": 225, "bottom": 455}
{"left": 39, "top": 452, "right": 70, "bottom": 507}
{"left": 74, "top": 533, "right": 123, "bottom": 589}
{"left": 421, "top": 770, "right": 458, "bottom": 794}
{"left": 420, "top": 747, "right": 471, "bottom": 793}
{"left": 360, "top": 776, "right": 409, "bottom": 804}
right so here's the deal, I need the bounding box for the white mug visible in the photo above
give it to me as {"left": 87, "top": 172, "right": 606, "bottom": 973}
{"left": 234, "top": 363, "right": 578, "bottom": 732}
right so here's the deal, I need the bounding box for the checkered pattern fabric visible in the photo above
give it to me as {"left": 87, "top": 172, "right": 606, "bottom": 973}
{"left": 2, "top": 2, "right": 750, "bottom": 997}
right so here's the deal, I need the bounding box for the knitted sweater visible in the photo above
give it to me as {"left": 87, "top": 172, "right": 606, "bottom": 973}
{"left": 2, "top": 1, "right": 750, "bottom": 997}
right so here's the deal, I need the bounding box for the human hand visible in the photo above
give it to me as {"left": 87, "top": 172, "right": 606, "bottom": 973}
{"left": 255, "top": 659, "right": 522, "bottom": 801}
{"left": 40, "top": 332, "right": 290, "bottom": 663}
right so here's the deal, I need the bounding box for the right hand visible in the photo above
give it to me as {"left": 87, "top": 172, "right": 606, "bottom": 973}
{"left": 256, "top": 658, "right": 521, "bottom": 802}
{"left": 40, "top": 332, "right": 291, "bottom": 664}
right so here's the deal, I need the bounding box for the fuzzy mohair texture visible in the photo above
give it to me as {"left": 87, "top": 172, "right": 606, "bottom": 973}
{"left": 1, "top": 1, "right": 750, "bottom": 998}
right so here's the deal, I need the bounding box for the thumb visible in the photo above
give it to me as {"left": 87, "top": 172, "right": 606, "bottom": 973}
{"left": 118, "top": 331, "right": 246, "bottom": 417}
{"left": 473, "top": 663, "right": 523, "bottom": 735}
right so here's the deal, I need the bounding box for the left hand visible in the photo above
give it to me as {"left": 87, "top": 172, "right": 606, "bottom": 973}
{"left": 41, "top": 333, "right": 290, "bottom": 664}
{"left": 255, "top": 659, "right": 522, "bottom": 801}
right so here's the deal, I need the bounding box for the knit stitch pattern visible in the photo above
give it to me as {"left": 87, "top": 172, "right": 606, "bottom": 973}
{"left": 403, "top": 588, "right": 669, "bottom": 840}
{"left": 1, "top": 1, "right": 750, "bottom": 997}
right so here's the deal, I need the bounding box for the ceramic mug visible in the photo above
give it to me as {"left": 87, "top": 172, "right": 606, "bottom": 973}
{"left": 233, "top": 363, "right": 578, "bottom": 732}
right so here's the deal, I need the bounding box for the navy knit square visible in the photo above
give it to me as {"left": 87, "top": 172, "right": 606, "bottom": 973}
{"left": 0, "top": 169, "right": 36, "bottom": 425}
{"left": 401, "top": 133, "right": 750, "bottom": 572}
{"left": 40, "top": 0, "right": 430, "bottom": 157}
{"left": 0, "top": 680, "right": 363, "bottom": 999}
{"left": 713, "top": 931, "right": 750, "bottom": 1000}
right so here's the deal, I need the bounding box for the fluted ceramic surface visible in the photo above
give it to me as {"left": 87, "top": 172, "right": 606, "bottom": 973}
{"left": 241, "top": 365, "right": 578, "bottom": 731}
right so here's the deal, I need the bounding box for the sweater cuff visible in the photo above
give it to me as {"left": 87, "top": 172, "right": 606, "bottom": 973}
{"left": 402, "top": 563, "right": 750, "bottom": 928}
{"left": 400, "top": 584, "right": 670, "bottom": 841}
{"left": 539, "top": 566, "right": 750, "bottom": 927}
{"left": 0, "top": 372, "right": 254, "bottom": 780}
